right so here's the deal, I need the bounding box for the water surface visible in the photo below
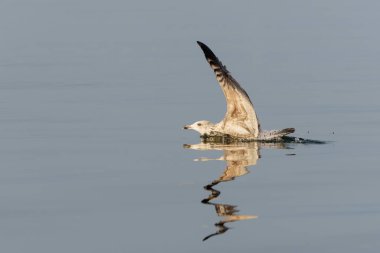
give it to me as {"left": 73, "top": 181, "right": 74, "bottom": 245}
{"left": 1, "top": 0, "right": 380, "bottom": 252}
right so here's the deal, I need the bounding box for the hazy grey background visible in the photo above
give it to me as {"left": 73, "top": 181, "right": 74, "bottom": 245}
{"left": 1, "top": 0, "right": 380, "bottom": 252}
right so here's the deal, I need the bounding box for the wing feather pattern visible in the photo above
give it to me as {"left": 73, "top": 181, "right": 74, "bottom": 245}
{"left": 197, "top": 41, "right": 260, "bottom": 137}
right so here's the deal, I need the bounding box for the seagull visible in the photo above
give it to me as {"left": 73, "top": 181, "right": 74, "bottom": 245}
{"left": 184, "top": 41, "right": 295, "bottom": 141}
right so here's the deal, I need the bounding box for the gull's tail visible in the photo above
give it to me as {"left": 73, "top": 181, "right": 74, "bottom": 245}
{"left": 258, "top": 128, "right": 295, "bottom": 140}
{"left": 277, "top": 128, "right": 295, "bottom": 136}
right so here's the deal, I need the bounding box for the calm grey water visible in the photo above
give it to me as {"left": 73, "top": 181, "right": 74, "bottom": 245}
{"left": 1, "top": 0, "right": 380, "bottom": 252}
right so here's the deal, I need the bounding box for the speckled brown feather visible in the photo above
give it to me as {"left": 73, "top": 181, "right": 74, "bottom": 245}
{"left": 197, "top": 41, "right": 261, "bottom": 137}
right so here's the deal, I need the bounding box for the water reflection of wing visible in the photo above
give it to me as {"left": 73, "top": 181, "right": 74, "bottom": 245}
{"left": 185, "top": 142, "right": 261, "bottom": 183}
{"left": 185, "top": 142, "right": 262, "bottom": 241}
{"left": 184, "top": 142, "right": 291, "bottom": 241}
{"left": 202, "top": 203, "right": 257, "bottom": 242}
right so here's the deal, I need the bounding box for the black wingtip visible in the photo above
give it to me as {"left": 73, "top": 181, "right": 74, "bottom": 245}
{"left": 196, "top": 41, "right": 218, "bottom": 62}
{"left": 196, "top": 41, "right": 206, "bottom": 47}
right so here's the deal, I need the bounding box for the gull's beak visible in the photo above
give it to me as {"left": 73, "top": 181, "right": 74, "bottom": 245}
{"left": 183, "top": 125, "right": 191, "bottom": 130}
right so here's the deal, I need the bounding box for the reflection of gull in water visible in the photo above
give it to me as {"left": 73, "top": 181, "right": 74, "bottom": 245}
{"left": 184, "top": 41, "right": 295, "bottom": 142}
{"left": 184, "top": 142, "right": 289, "bottom": 241}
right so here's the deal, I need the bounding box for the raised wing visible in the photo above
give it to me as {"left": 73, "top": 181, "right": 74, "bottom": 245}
{"left": 197, "top": 41, "right": 260, "bottom": 137}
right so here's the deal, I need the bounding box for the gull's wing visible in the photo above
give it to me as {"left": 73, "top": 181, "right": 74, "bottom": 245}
{"left": 197, "top": 41, "right": 260, "bottom": 137}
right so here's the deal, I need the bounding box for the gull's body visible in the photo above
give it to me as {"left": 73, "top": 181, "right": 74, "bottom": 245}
{"left": 184, "top": 41, "right": 294, "bottom": 141}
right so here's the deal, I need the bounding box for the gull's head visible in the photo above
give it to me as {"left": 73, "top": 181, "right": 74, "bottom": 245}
{"left": 183, "top": 120, "right": 215, "bottom": 135}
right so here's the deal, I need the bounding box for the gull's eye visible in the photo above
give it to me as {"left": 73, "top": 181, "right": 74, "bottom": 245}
{"left": 197, "top": 123, "right": 202, "bottom": 126}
